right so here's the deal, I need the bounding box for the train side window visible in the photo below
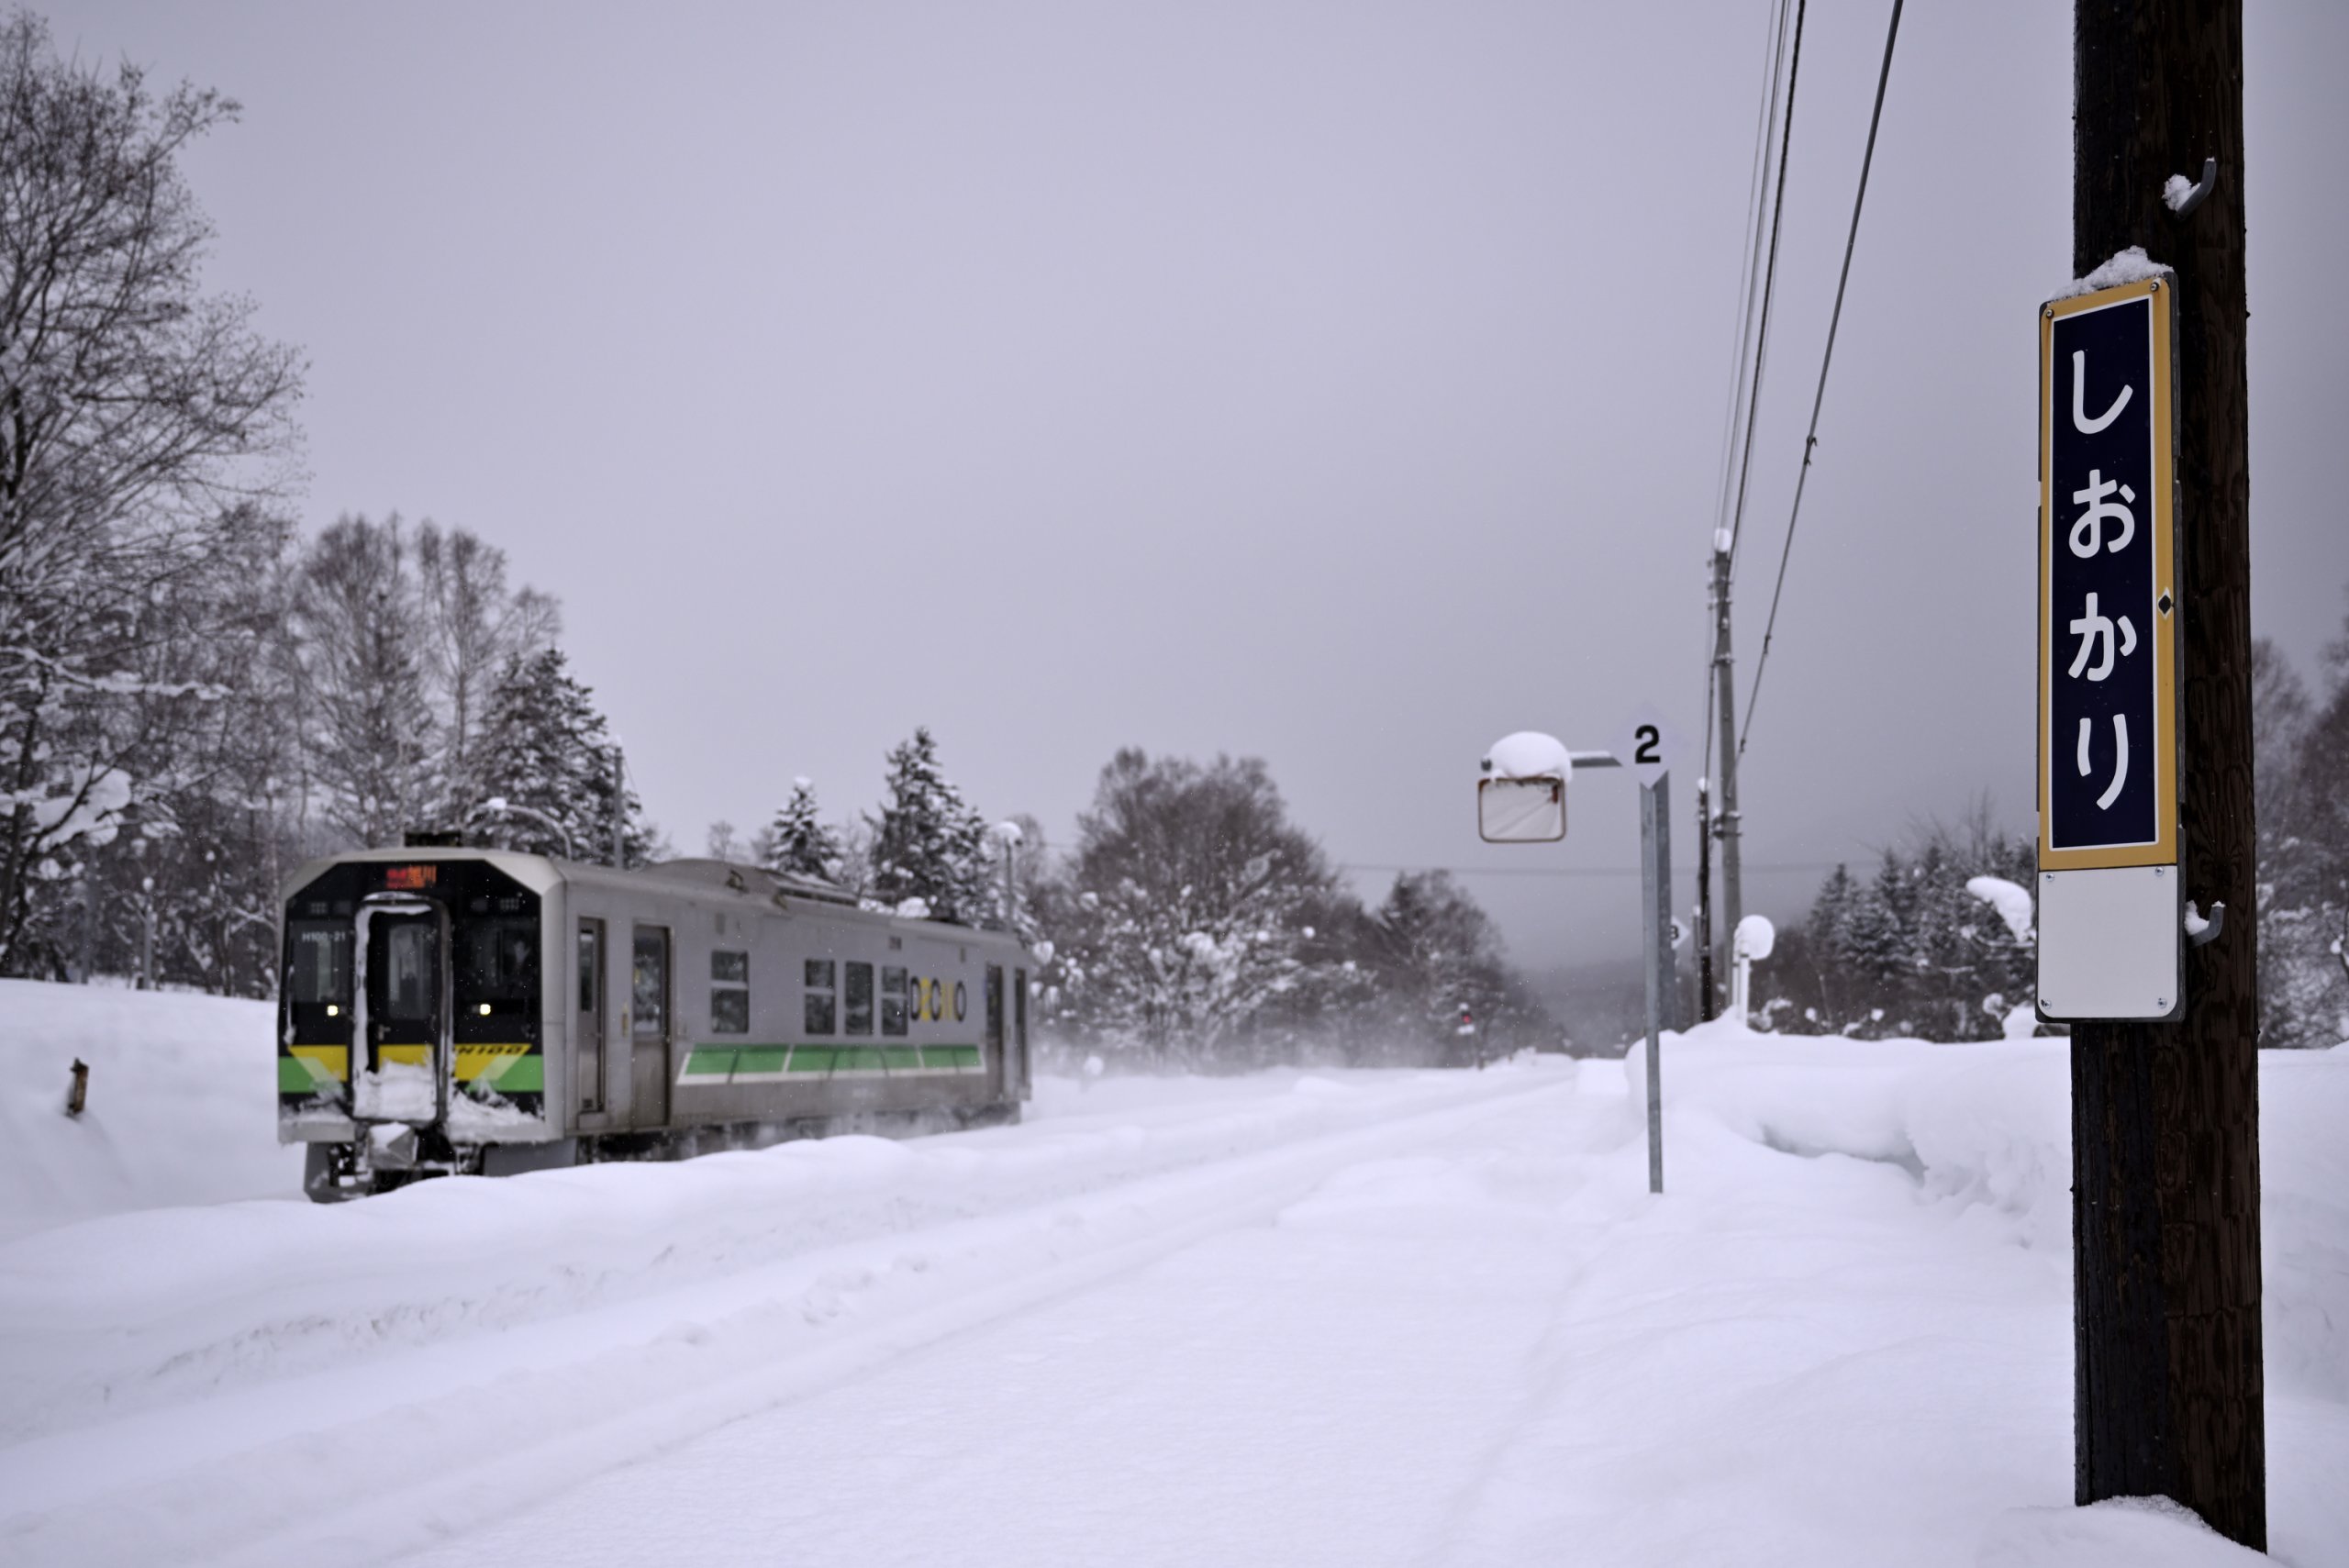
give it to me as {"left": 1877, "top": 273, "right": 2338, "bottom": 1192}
{"left": 711, "top": 950, "right": 749, "bottom": 1034}
{"left": 577, "top": 929, "right": 597, "bottom": 1014}
{"left": 843, "top": 961, "right": 874, "bottom": 1036}
{"left": 880, "top": 966, "right": 907, "bottom": 1036}
{"left": 632, "top": 929, "right": 668, "bottom": 1040}
{"left": 804, "top": 959, "right": 836, "bottom": 1035}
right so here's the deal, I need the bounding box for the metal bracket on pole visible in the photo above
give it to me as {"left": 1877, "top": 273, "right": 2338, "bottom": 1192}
{"left": 1639, "top": 770, "right": 1674, "bottom": 1195}
{"left": 2167, "top": 157, "right": 2219, "bottom": 218}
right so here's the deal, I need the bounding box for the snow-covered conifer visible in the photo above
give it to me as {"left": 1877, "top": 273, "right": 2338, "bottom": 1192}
{"left": 867, "top": 729, "right": 990, "bottom": 923}
{"left": 765, "top": 777, "right": 845, "bottom": 884}
{"left": 471, "top": 649, "right": 654, "bottom": 866}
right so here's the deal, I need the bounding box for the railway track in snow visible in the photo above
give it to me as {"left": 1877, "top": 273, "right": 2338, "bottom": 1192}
{"left": 0, "top": 1064, "right": 1589, "bottom": 1568}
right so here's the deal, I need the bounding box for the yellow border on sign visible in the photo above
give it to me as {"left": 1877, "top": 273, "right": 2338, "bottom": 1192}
{"left": 2038, "top": 275, "right": 2177, "bottom": 870}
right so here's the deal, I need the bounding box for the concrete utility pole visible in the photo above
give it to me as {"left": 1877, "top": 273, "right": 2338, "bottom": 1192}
{"left": 1695, "top": 776, "right": 1716, "bottom": 1020}
{"left": 609, "top": 745, "right": 628, "bottom": 869}
{"left": 1709, "top": 545, "right": 1743, "bottom": 988}
{"left": 2069, "top": 0, "right": 2262, "bottom": 1547}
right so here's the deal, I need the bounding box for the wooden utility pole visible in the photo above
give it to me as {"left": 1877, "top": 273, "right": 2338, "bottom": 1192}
{"left": 2069, "top": 0, "right": 2262, "bottom": 1548}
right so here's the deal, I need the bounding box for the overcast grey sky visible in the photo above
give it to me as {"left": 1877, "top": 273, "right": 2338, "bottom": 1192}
{"left": 47, "top": 0, "right": 2349, "bottom": 974}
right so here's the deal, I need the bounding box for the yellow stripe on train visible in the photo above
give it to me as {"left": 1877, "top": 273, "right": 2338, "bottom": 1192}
{"left": 455, "top": 1043, "right": 531, "bottom": 1083}
{"left": 290, "top": 1045, "right": 349, "bottom": 1084}
{"left": 286, "top": 1044, "right": 531, "bottom": 1085}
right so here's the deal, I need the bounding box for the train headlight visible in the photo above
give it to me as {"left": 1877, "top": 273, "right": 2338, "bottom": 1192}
{"left": 478, "top": 1002, "right": 493, "bottom": 1017}
{"left": 326, "top": 1004, "right": 340, "bottom": 1018}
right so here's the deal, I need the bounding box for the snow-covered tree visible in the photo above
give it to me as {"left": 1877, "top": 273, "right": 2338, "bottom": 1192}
{"left": 2260, "top": 612, "right": 2349, "bottom": 1046}
{"left": 470, "top": 649, "right": 654, "bottom": 866}
{"left": 416, "top": 522, "right": 559, "bottom": 826}
{"left": 1361, "top": 872, "right": 1520, "bottom": 1061}
{"left": 293, "top": 517, "right": 440, "bottom": 848}
{"left": 765, "top": 777, "right": 845, "bottom": 883}
{"left": 1053, "top": 750, "right": 1332, "bottom": 1065}
{"left": 1770, "top": 806, "right": 2036, "bottom": 1040}
{"left": 866, "top": 728, "right": 990, "bottom": 922}
{"left": 0, "top": 16, "right": 302, "bottom": 973}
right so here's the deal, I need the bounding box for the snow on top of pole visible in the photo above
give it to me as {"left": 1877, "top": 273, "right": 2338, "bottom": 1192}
{"left": 2053, "top": 246, "right": 2168, "bottom": 300}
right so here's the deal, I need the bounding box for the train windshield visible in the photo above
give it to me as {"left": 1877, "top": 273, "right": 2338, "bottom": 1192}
{"left": 287, "top": 922, "right": 352, "bottom": 1006}
{"left": 461, "top": 918, "right": 538, "bottom": 998}
{"left": 460, "top": 916, "right": 539, "bottom": 1023}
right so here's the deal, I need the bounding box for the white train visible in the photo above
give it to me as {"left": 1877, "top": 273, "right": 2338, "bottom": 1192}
{"left": 278, "top": 847, "right": 1033, "bottom": 1198}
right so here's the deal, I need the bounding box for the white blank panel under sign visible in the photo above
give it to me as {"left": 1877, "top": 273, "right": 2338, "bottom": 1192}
{"left": 2037, "top": 864, "right": 2181, "bottom": 1021}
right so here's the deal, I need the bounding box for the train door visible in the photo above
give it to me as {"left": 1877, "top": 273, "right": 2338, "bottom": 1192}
{"left": 1013, "top": 967, "right": 1030, "bottom": 1098}
{"left": 354, "top": 896, "right": 446, "bottom": 1123}
{"left": 577, "top": 917, "right": 606, "bottom": 1112}
{"left": 629, "top": 924, "right": 671, "bottom": 1128}
{"left": 985, "top": 963, "right": 1006, "bottom": 1099}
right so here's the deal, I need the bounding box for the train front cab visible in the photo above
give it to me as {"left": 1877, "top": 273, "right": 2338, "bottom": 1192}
{"left": 280, "top": 850, "right": 561, "bottom": 1198}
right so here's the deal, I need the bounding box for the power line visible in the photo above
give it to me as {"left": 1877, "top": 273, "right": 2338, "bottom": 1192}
{"left": 1709, "top": 0, "right": 1798, "bottom": 560}
{"left": 1337, "top": 862, "right": 1843, "bottom": 881}
{"left": 1740, "top": 0, "right": 1905, "bottom": 759}
{"left": 1702, "top": 0, "right": 1796, "bottom": 790}
{"left": 1722, "top": 0, "right": 1808, "bottom": 567}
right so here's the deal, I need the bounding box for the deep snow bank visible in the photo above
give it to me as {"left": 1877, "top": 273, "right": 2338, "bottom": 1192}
{"left": 1620, "top": 1018, "right": 2349, "bottom": 1562}
{"left": 0, "top": 979, "right": 297, "bottom": 1242}
{"left": 1630, "top": 1018, "right": 2073, "bottom": 1249}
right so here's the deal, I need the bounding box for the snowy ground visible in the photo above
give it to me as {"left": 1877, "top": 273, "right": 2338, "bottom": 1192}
{"left": 0, "top": 982, "right": 2342, "bottom": 1567}
{"left": 0, "top": 979, "right": 300, "bottom": 1242}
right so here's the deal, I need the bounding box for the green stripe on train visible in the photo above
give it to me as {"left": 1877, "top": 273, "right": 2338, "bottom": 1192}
{"left": 669, "top": 1042, "right": 988, "bottom": 1085}
{"left": 678, "top": 1048, "right": 737, "bottom": 1082}
{"left": 493, "top": 1054, "right": 544, "bottom": 1094}
{"left": 277, "top": 1056, "right": 315, "bottom": 1093}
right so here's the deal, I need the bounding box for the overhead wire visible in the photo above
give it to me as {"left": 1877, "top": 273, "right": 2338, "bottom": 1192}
{"left": 1702, "top": 0, "right": 1796, "bottom": 791}
{"left": 1722, "top": 0, "right": 1809, "bottom": 570}
{"left": 1709, "top": 0, "right": 1798, "bottom": 559}
{"left": 1338, "top": 862, "right": 1844, "bottom": 882}
{"left": 1739, "top": 0, "right": 1905, "bottom": 759}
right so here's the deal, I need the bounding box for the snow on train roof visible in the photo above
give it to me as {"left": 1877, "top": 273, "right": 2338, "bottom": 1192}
{"left": 632, "top": 856, "right": 861, "bottom": 906}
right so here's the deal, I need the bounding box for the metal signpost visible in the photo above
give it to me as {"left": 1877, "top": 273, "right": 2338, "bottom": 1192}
{"left": 2038, "top": 273, "right": 2182, "bottom": 1021}
{"left": 1479, "top": 717, "right": 1677, "bottom": 1195}
{"left": 1635, "top": 769, "right": 1673, "bottom": 1195}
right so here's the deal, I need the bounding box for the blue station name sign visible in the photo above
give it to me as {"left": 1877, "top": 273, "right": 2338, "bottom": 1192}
{"left": 2039, "top": 275, "right": 2177, "bottom": 870}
